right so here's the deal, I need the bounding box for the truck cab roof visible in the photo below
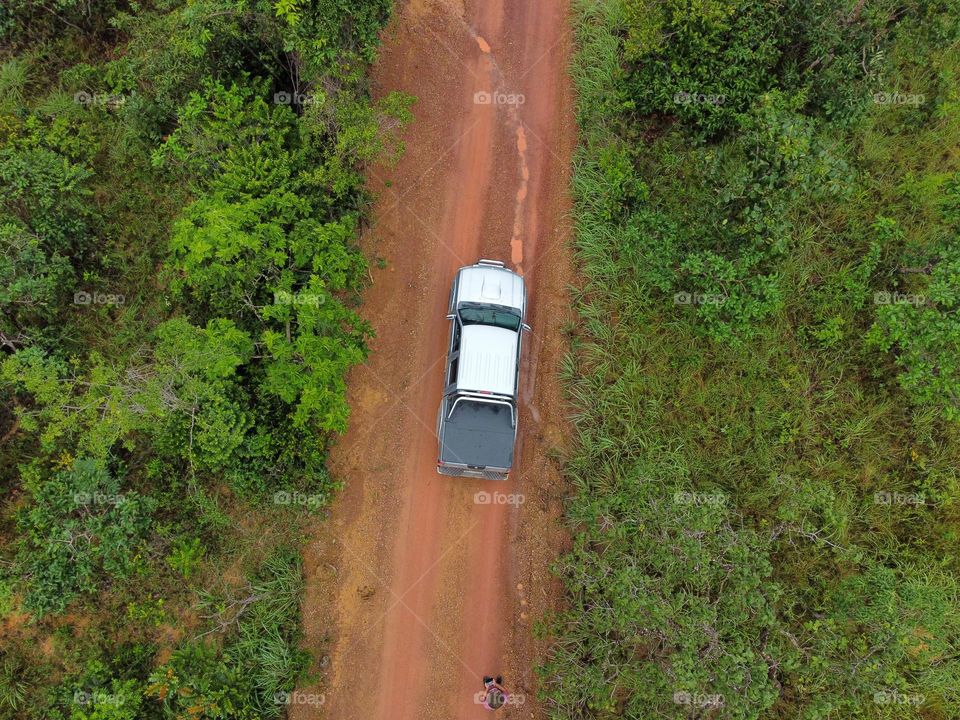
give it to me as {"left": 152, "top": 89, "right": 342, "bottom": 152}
{"left": 456, "top": 325, "right": 518, "bottom": 396}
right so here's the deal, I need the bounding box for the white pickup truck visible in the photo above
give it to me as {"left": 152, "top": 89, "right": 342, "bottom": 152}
{"left": 436, "top": 259, "right": 529, "bottom": 480}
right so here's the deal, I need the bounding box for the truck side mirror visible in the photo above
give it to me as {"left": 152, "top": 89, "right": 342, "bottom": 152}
{"left": 446, "top": 313, "right": 456, "bottom": 320}
{"left": 521, "top": 323, "right": 532, "bottom": 332}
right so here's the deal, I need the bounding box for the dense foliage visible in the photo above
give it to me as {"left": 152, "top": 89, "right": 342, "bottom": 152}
{"left": 0, "top": 1, "right": 408, "bottom": 717}
{"left": 542, "top": 0, "right": 960, "bottom": 718}
{"left": 16, "top": 459, "right": 155, "bottom": 616}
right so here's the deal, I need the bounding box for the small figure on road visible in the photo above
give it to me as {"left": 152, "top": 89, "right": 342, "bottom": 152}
{"left": 481, "top": 676, "right": 507, "bottom": 710}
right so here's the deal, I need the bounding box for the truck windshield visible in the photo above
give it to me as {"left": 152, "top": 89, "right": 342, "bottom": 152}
{"left": 458, "top": 304, "right": 521, "bottom": 331}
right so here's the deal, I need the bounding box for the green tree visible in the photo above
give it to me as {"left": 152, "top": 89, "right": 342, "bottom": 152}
{"left": 622, "top": 0, "right": 787, "bottom": 136}
{"left": 1, "top": 318, "right": 253, "bottom": 460}
{"left": 0, "top": 142, "right": 93, "bottom": 350}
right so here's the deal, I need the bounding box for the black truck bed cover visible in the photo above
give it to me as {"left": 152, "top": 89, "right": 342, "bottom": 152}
{"left": 438, "top": 397, "right": 515, "bottom": 469}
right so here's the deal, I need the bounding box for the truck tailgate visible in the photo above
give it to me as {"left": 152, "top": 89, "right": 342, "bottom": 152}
{"left": 439, "top": 399, "right": 515, "bottom": 469}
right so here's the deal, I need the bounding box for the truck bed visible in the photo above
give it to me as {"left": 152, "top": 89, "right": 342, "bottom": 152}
{"left": 438, "top": 397, "right": 515, "bottom": 469}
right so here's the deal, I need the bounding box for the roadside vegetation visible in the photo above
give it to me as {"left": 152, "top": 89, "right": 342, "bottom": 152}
{"left": 543, "top": 0, "right": 960, "bottom": 718}
{"left": 0, "top": 1, "right": 410, "bottom": 717}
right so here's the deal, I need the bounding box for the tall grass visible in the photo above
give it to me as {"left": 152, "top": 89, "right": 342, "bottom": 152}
{"left": 542, "top": 0, "right": 960, "bottom": 718}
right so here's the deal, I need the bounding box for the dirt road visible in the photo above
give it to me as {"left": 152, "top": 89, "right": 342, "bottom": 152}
{"left": 294, "top": 1, "right": 574, "bottom": 718}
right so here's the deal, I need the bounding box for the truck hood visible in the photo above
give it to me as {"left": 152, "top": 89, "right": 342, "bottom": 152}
{"left": 457, "top": 325, "right": 518, "bottom": 396}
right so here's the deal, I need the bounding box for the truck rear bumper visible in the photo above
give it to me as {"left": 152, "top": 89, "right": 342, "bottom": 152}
{"left": 437, "top": 464, "right": 509, "bottom": 481}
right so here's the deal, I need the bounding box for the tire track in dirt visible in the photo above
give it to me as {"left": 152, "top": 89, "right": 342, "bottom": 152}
{"left": 293, "top": 1, "right": 574, "bottom": 718}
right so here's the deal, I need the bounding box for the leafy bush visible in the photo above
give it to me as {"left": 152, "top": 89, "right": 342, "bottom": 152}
{"left": 867, "top": 180, "right": 960, "bottom": 420}
{"left": 15, "top": 459, "right": 155, "bottom": 616}
{"left": 45, "top": 651, "right": 152, "bottom": 720}
{"left": 868, "top": 242, "right": 960, "bottom": 419}
{"left": 165, "top": 538, "right": 206, "bottom": 580}
{"left": 619, "top": 0, "right": 940, "bottom": 136}
{"left": 0, "top": 141, "right": 94, "bottom": 350}
{"left": 622, "top": 0, "right": 787, "bottom": 136}
{"left": 147, "top": 642, "right": 256, "bottom": 720}
{"left": 159, "top": 79, "right": 373, "bottom": 434}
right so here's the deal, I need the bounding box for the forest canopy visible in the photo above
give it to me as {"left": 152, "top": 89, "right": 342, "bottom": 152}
{"left": 0, "top": 1, "right": 410, "bottom": 717}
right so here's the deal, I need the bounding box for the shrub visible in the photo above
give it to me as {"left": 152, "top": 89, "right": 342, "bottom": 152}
{"left": 15, "top": 459, "right": 155, "bottom": 616}
{"left": 146, "top": 551, "right": 309, "bottom": 719}
{"left": 165, "top": 538, "right": 206, "bottom": 580}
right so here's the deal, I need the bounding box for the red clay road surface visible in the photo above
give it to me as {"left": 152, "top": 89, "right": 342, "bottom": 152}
{"left": 294, "top": 1, "right": 574, "bottom": 718}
